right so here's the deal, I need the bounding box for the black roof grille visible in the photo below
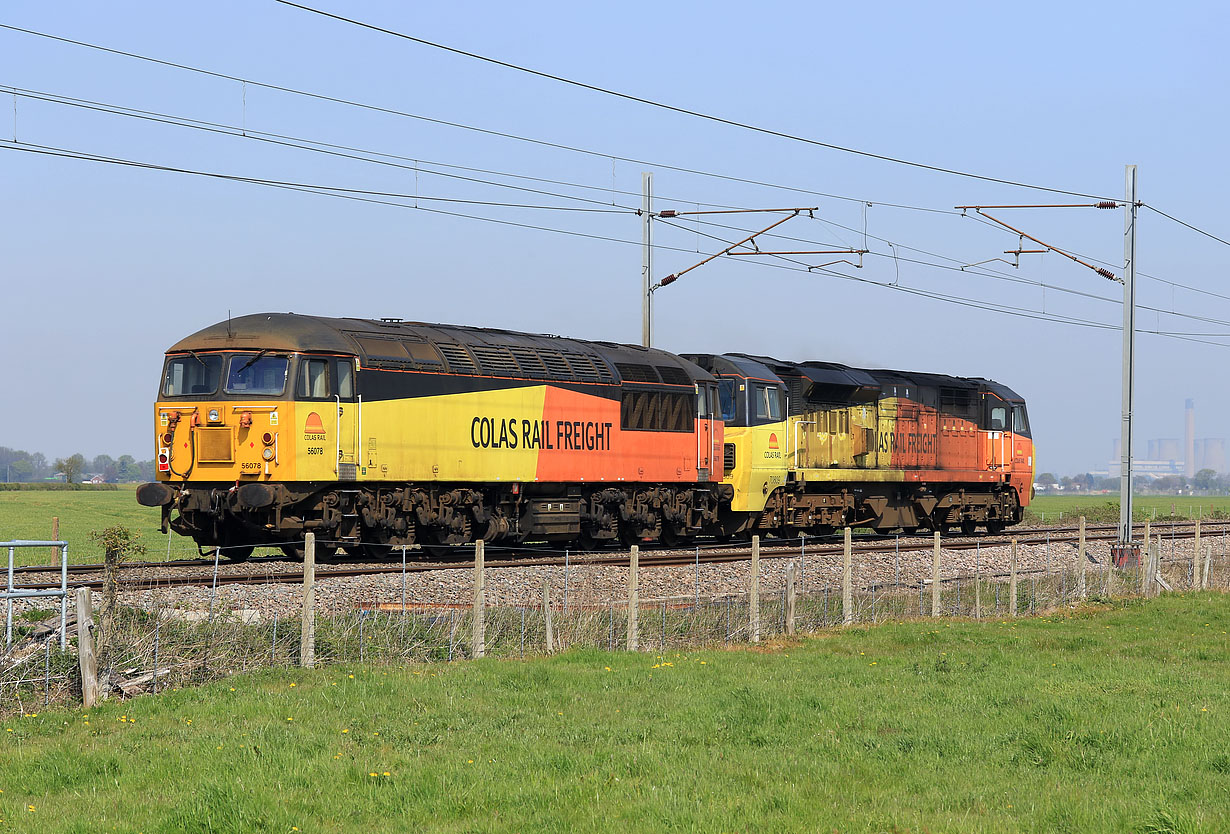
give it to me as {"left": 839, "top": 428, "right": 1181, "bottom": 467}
{"left": 656, "top": 365, "right": 693, "bottom": 386}
{"left": 563, "top": 352, "right": 603, "bottom": 382}
{"left": 615, "top": 362, "right": 660, "bottom": 384}
{"left": 436, "top": 343, "right": 478, "bottom": 375}
{"left": 470, "top": 345, "right": 521, "bottom": 377}
{"left": 539, "top": 350, "right": 572, "bottom": 379}
{"left": 507, "top": 346, "right": 549, "bottom": 379}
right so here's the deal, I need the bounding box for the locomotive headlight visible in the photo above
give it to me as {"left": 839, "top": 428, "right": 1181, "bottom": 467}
{"left": 208, "top": 408, "right": 221, "bottom": 423}
{"left": 161, "top": 432, "right": 173, "bottom": 446}
{"left": 262, "top": 447, "right": 275, "bottom": 461}
{"left": 261, "top": 432, "right": 274, "bottom": 446}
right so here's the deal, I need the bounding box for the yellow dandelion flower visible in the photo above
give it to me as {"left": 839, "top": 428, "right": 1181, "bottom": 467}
{"left": 289, "top": 683, "right": 297, "bottom": 688}
{"left": 286, "top": 717, "right": 294, "bottom": 722}
{"left": 348, "top": 674, "right": 355, "bottom": 679}
{"left": 467, "top": 760, "right": 474, "bottom": 764}
{"left": 369, "top": 772, "right": 378, "bottom": 777}
{"left": 604, "top": 666, "right": 611, "bottom": 671}
{"left": 28, "top": 806, "right": 36, "bottom": 812}
{"left": 341, "top": 729, "right": 349, "bottom": 734}
{"left": 382, "top": 771, "right": 390, "bottom": 776}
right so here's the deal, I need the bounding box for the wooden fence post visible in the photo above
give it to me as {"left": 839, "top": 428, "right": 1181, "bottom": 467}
{"left": 472, "top": 540, "right": 486, "bottom": 658}
{"left": 76, "top": 587, "right": 98, "bottom": 708}
{"left": 1009, "top": 538, "right": 1019, "bottom": 617}
{"left": 50, "top": 516, "right": 59, "bottom": 566}
{"left": 750, "top": 535, "right": 761, "bottom": 642}
{"left": 1139, "top": 536, "right": 1151, "bottom": 596}
{"left": 626, "top": 546, "right": 638, "bottom": 651}
{"left": 931, "top": 531, "right": 942, "bottom": 617}
{"left": 543, "top": 579, "right": 556, "bottom": 653}
{"left": 1077, "top": 515, "right": 1087, "bottom": 600}
{"left": 785, "top": 561, "right": 796, "bottom": 636}
{"left": 1192, "top": 520, "right": 1201, "bottom": 590}
{"left": 300, "top": 532, "right": 316, "bottom": 668}
{"left": 842, "top": 528, "right": 853, "bottom": 625}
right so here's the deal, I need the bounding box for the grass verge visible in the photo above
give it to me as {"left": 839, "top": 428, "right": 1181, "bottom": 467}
{"left": 2, "top": 592, "right": 1227, "bottom": 833}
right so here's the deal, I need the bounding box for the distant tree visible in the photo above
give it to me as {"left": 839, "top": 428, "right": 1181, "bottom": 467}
{"left": 54, "top": 453, "right": 86, "bottom": 484}
{"left": 1037, "top": 472, "right": 1058, "bottom": 487}
{"left": 8, "top": 459, "right": 33, "bottom": 481}
{"left": 116, "top": 455, "right": 140, "bottom": 482}
{"left": 1193, "top": 468, "right": 1218, "bottom": 492}
{"left": 1060, "top": 476, "right": 1075, "bottom": 490}
{"left": 30, "top": 453, "right": 47, "bottom": 479}
{"left": 1153, "top": 475, "right": 1181, "bottom": 493}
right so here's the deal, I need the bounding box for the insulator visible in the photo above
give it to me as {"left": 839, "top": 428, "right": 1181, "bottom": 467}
{"left": 1096, "top": 201, "right": 1119, "bottom": 210}
{"left": 658, "top": 210, "right": 678, "bottom": 218}
{"left": 1097, "top": 267, "right": 1117, "bottom": 280}
{"left": 660, "top": 274, "right": 678, "bottom": 286}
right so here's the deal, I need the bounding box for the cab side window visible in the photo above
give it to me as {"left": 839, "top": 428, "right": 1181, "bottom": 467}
{"left": 336, "top": 360, "right": 355, "bottom": 400}
{"left": 990, "top": 406, "right": 1007, "bottom": 431}
{"left": 1012, "top": 405, "right": 1029, "bottom": 434}
{"left": 298, "top": 358, "right": 331, "bottom": 399}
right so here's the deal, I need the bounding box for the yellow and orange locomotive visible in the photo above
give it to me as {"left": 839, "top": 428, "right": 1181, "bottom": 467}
{"left": 137, "top": 313, "right": 1033, "bottom": 558}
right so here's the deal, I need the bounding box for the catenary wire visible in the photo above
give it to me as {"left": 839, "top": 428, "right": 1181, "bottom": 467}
{"left": 0, "top": 23, "right": 990, "bottom": 214}
{"left": 275, "top": 1, "right": 1120, "bottom": 202}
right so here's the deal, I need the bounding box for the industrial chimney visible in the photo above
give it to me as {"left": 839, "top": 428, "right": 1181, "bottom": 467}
{"left": 1185, "top": 399, "right": 1196, "bottom": 478}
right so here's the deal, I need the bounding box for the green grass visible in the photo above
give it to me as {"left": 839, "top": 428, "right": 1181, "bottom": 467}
{"left": 2, "top": 593, "right": 1227, "bottom": 833}
{"left": 1026, "top": 494, "right": 1230, "bottom": 525}
{"left": 0, "top": 485, "right": 184, "bottom": 564}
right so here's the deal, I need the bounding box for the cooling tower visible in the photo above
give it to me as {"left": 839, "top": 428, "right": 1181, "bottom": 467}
{"left": 1185, "top": 399, "right": 1195, "bottom": 478}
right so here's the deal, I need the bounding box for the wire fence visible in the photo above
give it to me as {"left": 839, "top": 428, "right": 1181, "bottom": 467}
{"left": 1, "top": 527, "right": 1226, "bottom": 718}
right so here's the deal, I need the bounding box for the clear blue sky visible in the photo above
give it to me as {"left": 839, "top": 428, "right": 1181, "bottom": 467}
{"left": 2, "top": 0, "right": 1228, "bottom": 474}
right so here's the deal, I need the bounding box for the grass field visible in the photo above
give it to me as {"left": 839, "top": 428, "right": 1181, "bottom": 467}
{"left": 2, "top": 593, "right": 1226, "bottom": 833}
{"left": 0, "top": 485, "right": 186, "bottom": 564}
{"left": 1026, "top": 494, "right": 1230, "bottom": 525}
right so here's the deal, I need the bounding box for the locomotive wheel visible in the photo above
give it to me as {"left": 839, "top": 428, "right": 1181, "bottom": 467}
{"left": 986, "top": 521, "right": 1006, "bottom": 536}
{"left": 960, "top": 521, "right": 977, "bottom": 536}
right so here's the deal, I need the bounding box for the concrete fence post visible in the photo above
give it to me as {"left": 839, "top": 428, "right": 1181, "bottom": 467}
{"left": 785, "top": 561, "right": 797, "bottom": 636}
{"left": 472, "top": 540, "right": 486, "bottom": 658}
{"left": 931, "top": 531, "right": 942, "bottom": 617}
{"left": 626, "top": 545, "right": 638, "bottom": 651}
{"left": 1202, "top": 543, "right": 1212, "bottom": 590}
{"left": 750, "top": 535, "right": 761, "bottom": 642}
{"left": 1139, "top": 536, "right": 1152, "bottom": 596}
{"left": 300, "top": 532, "right": 316, "bottom": 668}
{"left": 1009, "top": 538, "right": 1019, "bottom": 617}
{"left": 842, "top": 528, "right": 853, "bottom": 625}
{"left": 1192, "top": 520, "right": 1202, "bottom": 590}
{"left": 543, "top": 579, "right": 556, "bottom": 653}
{"left": 76, "top": 587, "right": 98, "bottom": 708}
{"left": 1077, "top": 515, "right": 1087, "bottom": 600}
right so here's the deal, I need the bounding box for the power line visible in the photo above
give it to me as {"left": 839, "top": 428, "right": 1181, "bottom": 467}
{"left": 0, "top": 139, "right": 631, "bottom": 213}
{"left": 11, "top": 134, "right": 1230, "bottom": 349}
{"left": 1143, "top": 204, "right": 1230, "bottom": 249}
{"left": 0, "top": 23, "right": 1021, "bottom": 214}
{"left": 275, "top": 0, "right": 1120, "bottom": 202}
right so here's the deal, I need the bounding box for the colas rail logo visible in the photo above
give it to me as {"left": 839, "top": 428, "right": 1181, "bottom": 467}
{"left": 304, "top": 412, "right": 326, "bottom": 440}
{"left": 768, "top": 433, "right": 779, "bottom": 449}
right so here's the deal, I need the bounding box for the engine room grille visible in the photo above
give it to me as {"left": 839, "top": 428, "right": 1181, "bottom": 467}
{"left": 655, "top": 365, "right": 693, "bottom": 386}
{"left": 615, "top": 362, "right": 660, "bottom": 384}
{"left": 197, "top": 428, "right": 234, "bottom": 463}
{"left": 507, "top": 346, "right": 549, "bottom": 379}
{"left": 539, "top": 351, "right": 572, "bottom": 379}
{"left": 724, "top": 443, "right": 737, "bottom": 472}
{"left": 435, "top": 343, "right": 478, "bottom": 375}
{"left": 470, "top": 345, "right": 521, "bottom": 377}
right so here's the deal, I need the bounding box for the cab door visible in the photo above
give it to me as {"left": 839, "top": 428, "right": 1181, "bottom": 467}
{"left": 696, "top": 383, "right": 716, "bottom": 481}
{"left": 334, "top": 358, "right": 359, "bottom": 480}
{"left": 985, "top": 397, "right": 1009, "bottom": 472}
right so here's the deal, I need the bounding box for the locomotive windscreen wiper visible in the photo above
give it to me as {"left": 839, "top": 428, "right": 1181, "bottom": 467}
{"left": 189, "top": 350, "right": 207, "bottom": 366}
{"left": 236, "top": 350, "right": 268, "bottom": 373}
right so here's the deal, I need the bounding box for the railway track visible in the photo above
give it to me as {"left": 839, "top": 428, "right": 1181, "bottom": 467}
{"left": 8, "top": 520, "right": 1225, "bottom": 593}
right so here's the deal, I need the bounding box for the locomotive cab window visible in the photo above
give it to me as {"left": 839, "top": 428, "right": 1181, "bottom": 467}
{"left": 718, "top": 380, "right": 739, "bottom": 423}
{"left": 752, "top": 384, "right": 784, "bottom": 424}
{"left": 298, "top": 358, "right": 331, "bottom": 399}
{"left": 225, "top": 353, "right": 289, "bottom": 396}
{"left": 336, "top": 359, "right": 355, "bottom": 400}
{"left": 990, "top": 406, "right": 1007, "bottom": 432}
{"left": 163, "top": 353, "right": 222, "bottom": 397}
{"left": 1012, "top": 405, "right": 1030, "bottom": 435}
